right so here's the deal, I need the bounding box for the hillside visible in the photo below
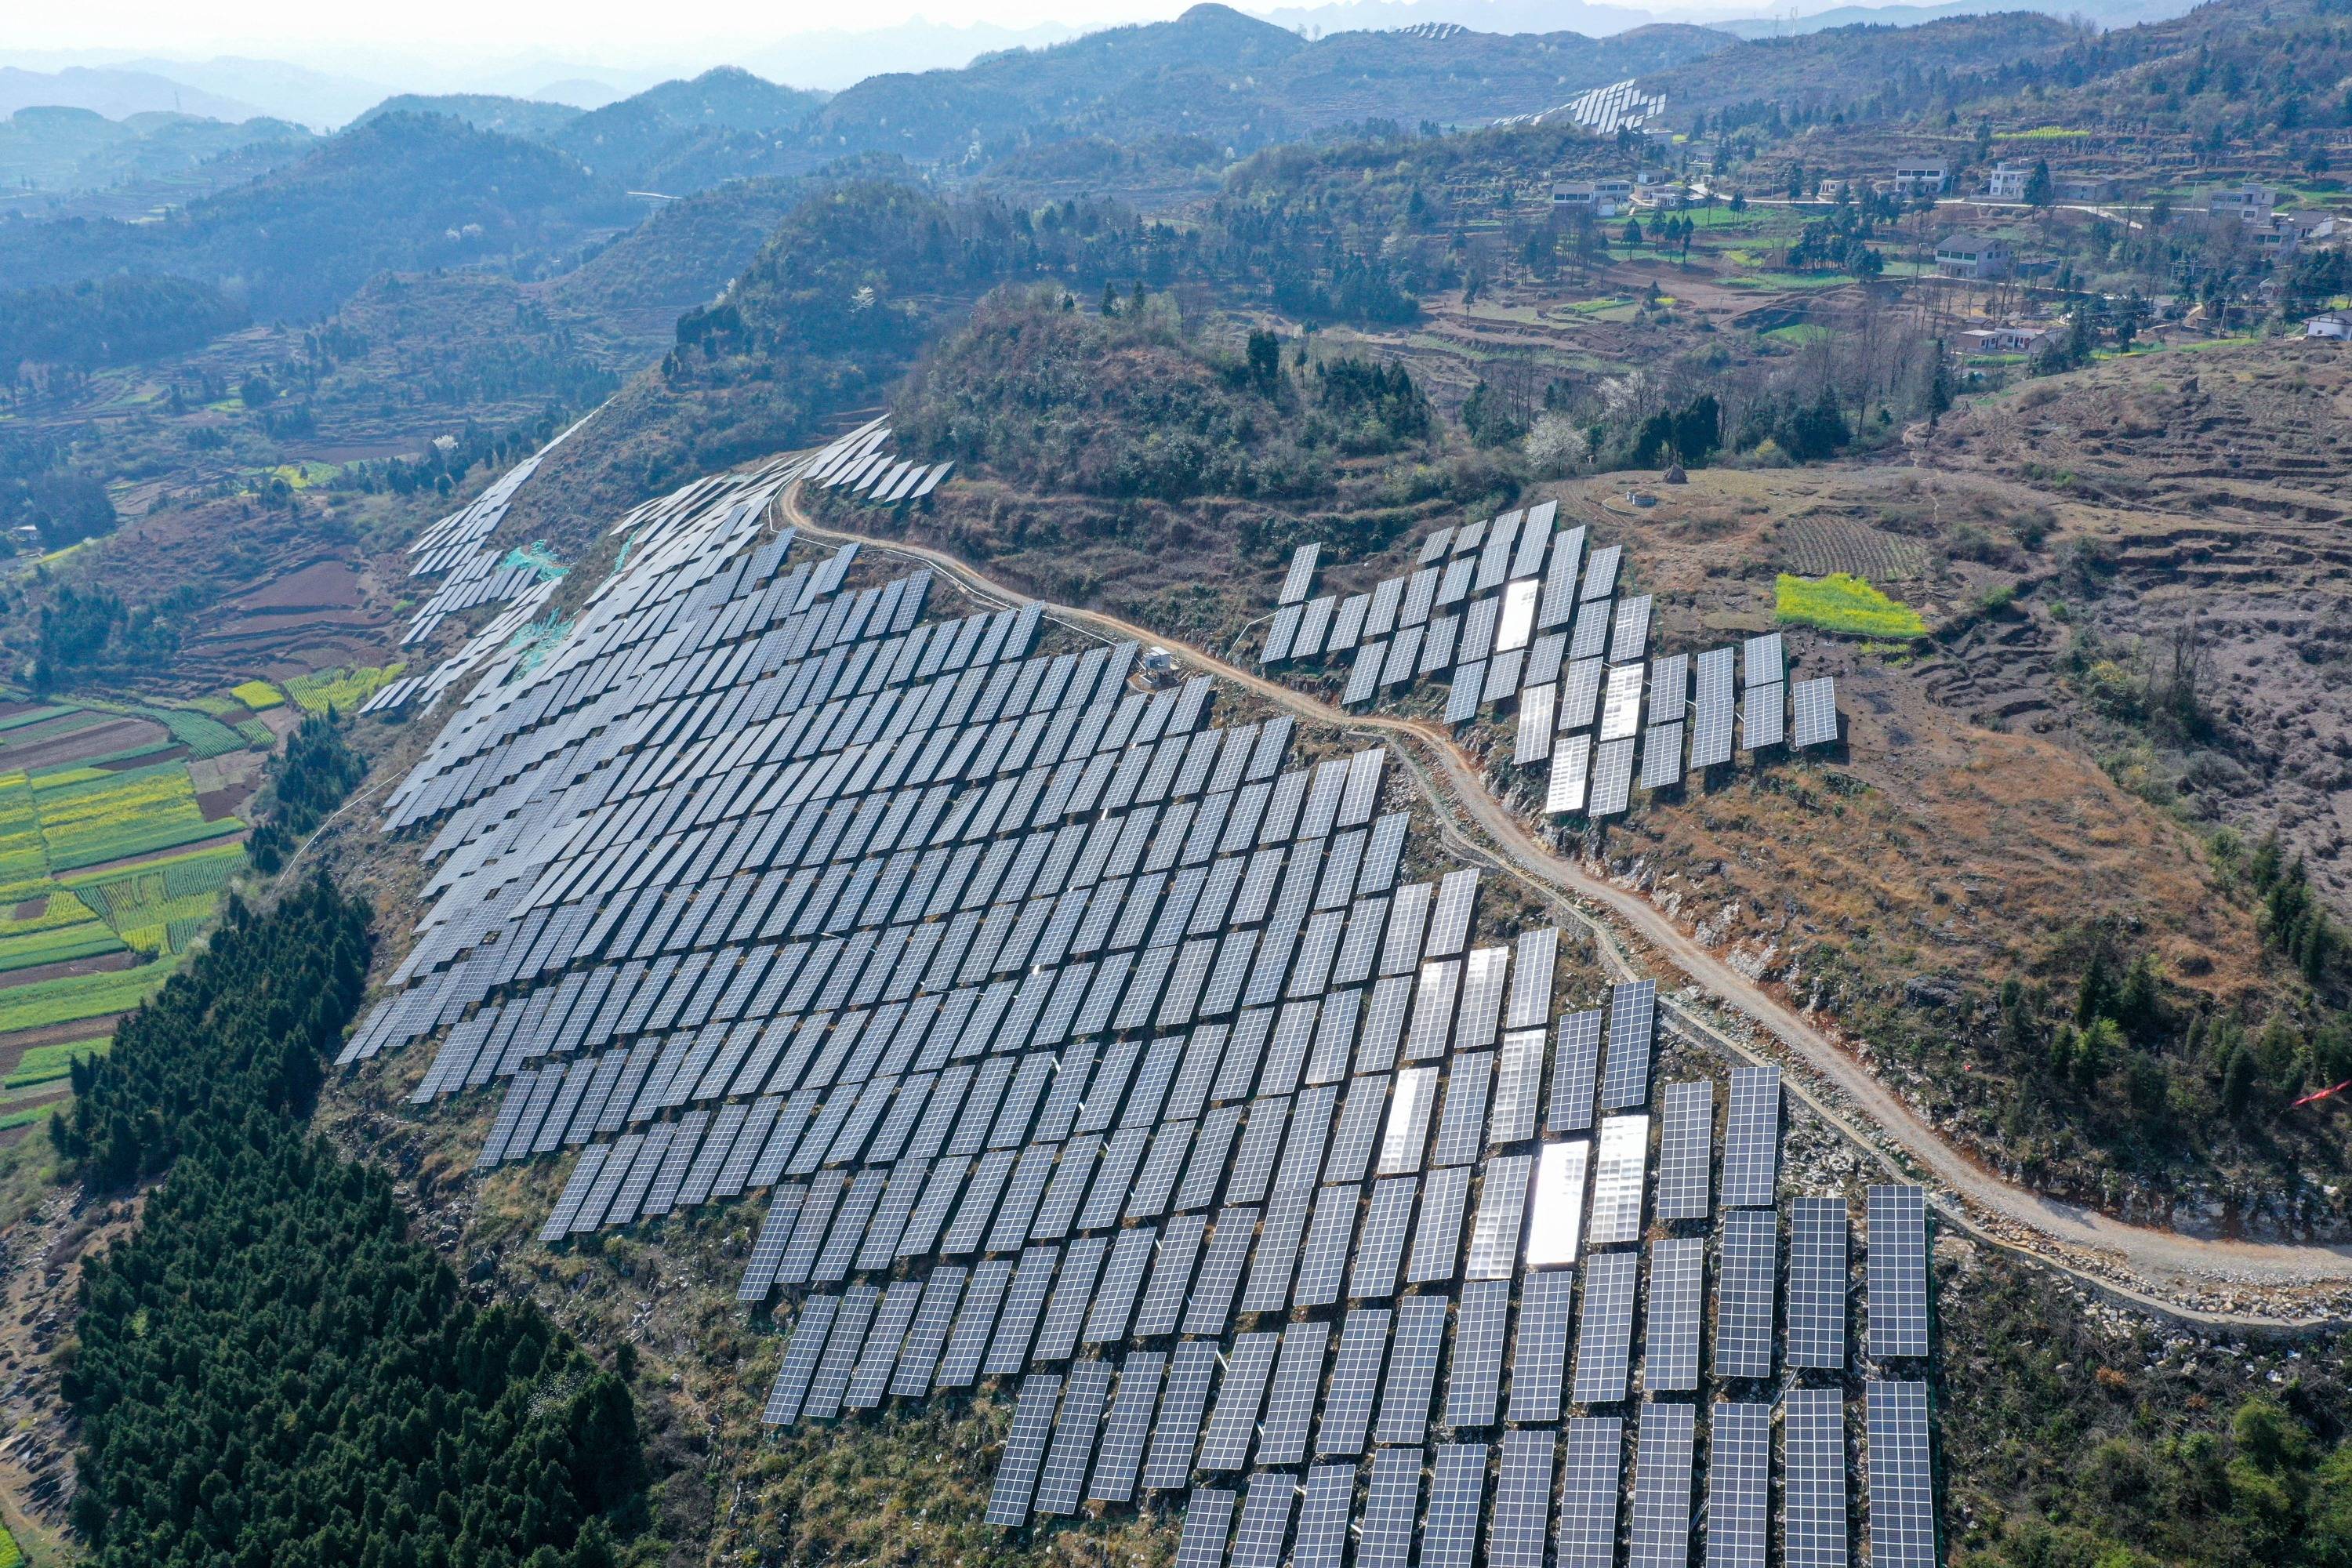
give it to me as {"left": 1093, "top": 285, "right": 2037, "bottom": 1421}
{"left": 1639, "top": 9, "right": 2088, "bottom": 118}
{"left": 0, "top": 111, "right": 635, "bottom": 319}
{"left": 353, "top": 92, "right": 584, "bottom": 140}
{"left": 0, "top": 106, "right": 315, "bottom": 197}
{"left": 550, "top": 67, "right": 829, "bottom": 186}
{"left": 803, "top": 3, "right": 1728, "bottom": 172}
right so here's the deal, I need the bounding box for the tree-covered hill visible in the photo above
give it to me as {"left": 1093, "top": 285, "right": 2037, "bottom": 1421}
{"left": 0, "top": 112, "right": 637, "bottom": 319}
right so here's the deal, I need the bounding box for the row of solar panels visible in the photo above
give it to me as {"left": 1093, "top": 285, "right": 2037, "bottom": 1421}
{"left": 1152, "top": 1381, "right": 1930, "bottom": 1568}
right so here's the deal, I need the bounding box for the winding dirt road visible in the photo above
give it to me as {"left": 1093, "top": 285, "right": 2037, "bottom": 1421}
{"left": 779, "top": 481, "right": 2352, "bottom": 1323}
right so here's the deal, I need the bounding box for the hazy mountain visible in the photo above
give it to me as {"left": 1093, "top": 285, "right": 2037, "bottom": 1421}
{"left": 0, "top": 104, "right": 315, "bottom": 195}
{"left": 113, "top": 55, "right": 394, "bottom": 128}
{"left": 354, "top": 93, "right": 586, "bottom": 140}
{"left": 532, "top": 78, "right": 628, "bottom": 109}
{"left": 550, "top": 68, "right": 830, "bottom": 184}
{"left": 0, "top": 65, "right": 262, "bottom": 122}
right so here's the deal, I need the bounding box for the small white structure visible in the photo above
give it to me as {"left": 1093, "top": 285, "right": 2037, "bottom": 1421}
{"left": 1891, "top": 161, "right": 1950, "bottom": 195}
{"left": 2305, "top": 314, "right": 2350, "bottom": 340}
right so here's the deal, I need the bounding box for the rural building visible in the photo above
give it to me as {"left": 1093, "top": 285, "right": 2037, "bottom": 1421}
{"left": 2306, "top": 314, "right": 2350, "bottom": 339}
{"left": 2055, "top": 174, "right": 2118, "bottom": 202}
{"left": 1985, "top": 162, "right": 2034, "bottom": 200}
{"left": 1551, "top": 177, "right": 1632, "bottom": 216}
{"left": 1956, "top": 324, "right": 2051, "bottom": 354}
{"left": 1934, "top": 230, "right": 2016, "bottom": 279}
{"left": 1892, "top": 160, "right": 1950, "bottom": 194}
{"left": 2209, "top": 184, "right": 2277, "bottom": 221}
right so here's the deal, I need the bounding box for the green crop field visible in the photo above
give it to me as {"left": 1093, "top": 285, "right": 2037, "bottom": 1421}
{"left": 0, "top": 960, "right": 168, "bottom": 1036}
{"left": 285, "top": 662, "right": 406, "bottom": 714}
{"left": 0, "top": 704, "right": 75, "bottom": 733}
{"left": 1777, "top": 572, "right": 1928, "bottom": 637}
{"left": 29, "top": 760, "right": 241, "bottom": 872}
{"left": 232, "top": 679, "right": 285, "bottom": 710}
{"left": 5, "top": 1033, "right": 110, "bottom": 1090}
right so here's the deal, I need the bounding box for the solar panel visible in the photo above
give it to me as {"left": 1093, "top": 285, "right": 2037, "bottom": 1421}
{"left": 1559, "top": 657, "right": 1605, "bottom": 731}
{"left": 985, "top": 1245, "right": 1060, "bottom": 1376}
{"left": 1490, "top": 1027, "right": 1548, "bottom": 1145}
{"left": 1423, "top": 1443, "right": 1487, "bottom": 1568}
{"left": 1598, "top": 663, "right": 1645, "bottom": 742}
{"left": 1791, "top": 677, "right": 1838, "bottom": 749}
{"left": 800, "top": 1284, "right": 880, "bottom": 1421}
{"left": 1292, "top": 1185, "right": 1358, "bottom": 1306}
{"left": 1707, "top": 1402, "right": 1770, "bottom": 1568}
{"left": 1691, "top": 648, "right": 1735, "bottom": 769}
{"left": 1497, "top": 577, "right": 1542, "bottom": 654}
{"left": 1868, "top": 1185, "right": 1932, "bottom": 1359}
{"left": 1290, "top": 1464, "right": 1351, "bottom": 1568}
{"left": 1599, "top": 980, "right": 1656, "bottom": 1112}
{"left": 1571, "top": 1250, "right": 1639, "bottom": 1403}
{"left": 1547, "top": 1009, "right": 1603, "bottom": 1134}
{"left": 1033, "top": 1359, "right": 1114, "bottom": 1515}
{"left": 893, "top": 1266, "right": 967, "bottom": 1396}
{"left": 1713, "top": 1208, "right": 1777, "bottom": 1380}
{"left": 1349, "top": 1176, "right": 1416, "bottom": 1298}
{"left": 1741, "top": 682, "right": 1784, "bottom": 751}
{"left": 1433, "top": 1052, "right": 1495, "bottom": 1165}
{"left": 1719, "top": 1067, "right": 1780, "bottom": 1209}
{"left": 936, "top": 1258, "right": 1013, "bottom": 1388}
{"left": 1557, "top": 1417, "right": 1624, "bottom": 1568}
{"left": 1868, "top": 1381, "right": 1936, "bottom": 1568}
{"left": 1516, "top": 681, "right": 1557, "bottom": 764}
{"left": 1223, "top": 1476, "right": 1298, "bottom": 1568}
{"left": 1280, "top": 543, "right": 1321, "bottom": 605}
{"left": 1629, "top": 1402, "right": 1695, "bottom": 1568}
{"left": 1525, "top": 1138, "right": 1589, "bottom": 1267}
{"left": 1586, "top": 1115, "right": 1648, "bottom": 1246}
{"left": 1581, "top": 543, "right": 1621, "bottom": 600}
{"left": 1743, "top": 631, "right": 1785, "bottom": 688}
{"left": 1406, "top": 1163, "right": 1472, "bottom": 1283}
{"left": 1490, "top": 1428, "right": 1557, "bottom": 1568}
{"left": 1505, "top": 1267, "right": 1576, "bottom": 1421}
{"left": 1315, "top": 1307, "right": 1388, "bottom": 1456}
{"left": 1786, "top": 1388, "right": 1851, "bottom": 1568}
{"left": 1465, "top": 1154, "right": 1533, "bottom": 1278}
{"left": 1258, "top": 1321, "right": 1330, "bottom": 1465}
{"left": 1358, "top": 1446, "right": 1421, "bottom": 1568}
{"left": 1609, "top": 595, "right": 1653, "bottom": 664}
{"left": 1174, "top": 1486, "right": 1236, "bottom": 1568}
{"left": 1444, "top": 1277, "right": 1511, "bottom": 1427}
{"left": 1374, "top": 1294, "right": 1448, "bottom": 1443}
{"left": 1587, "top": 739, "right": 1635, "bottom": 818}
{"left": 844, "top": 1279, "right": 924, "bottom": 1409}
{"left": 1089, "top": 1350, "right": 1165, "bottom": 1502}
{"left": 1426, "top": 869, "right": 1479, "bottom": 956}
{"left": 1087, "top": 1224, "right": 1157, "bottom": 1343}
{"left": 1644, "top": 1238, "right": 1704, "bottom": 1393}
{"left": 1655, "top": 1080, "right": 1712, "bottom": 1220}
{"left": 1638, "top": 721, "right": 1683, "bottom": 790}
{"left": 1032, "top": 1234, "right": 1109, "bottom": 1364}
{"left": 1788, "top": 1196, "right": 1850, "bottom": 1370}
{"left": 1262, "top": 604, "right": 1303, "bottom": 665}
{"left": 1142, "top": 1339, "right": 1221, "bottom": 1490}
{"left": 1344, "top": 643, "right": 1385, "bottom": 705}
{"left": 1196, "top": 1330, "right": 1279, "bottom": 1471}
{"left": 761, "top": 1294, "right": 840, "bottom": 1426}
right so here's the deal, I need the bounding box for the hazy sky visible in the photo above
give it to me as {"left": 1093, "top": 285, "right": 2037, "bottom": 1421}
{"left": 1, "top": 0, "right": 1187, "bottom": 60}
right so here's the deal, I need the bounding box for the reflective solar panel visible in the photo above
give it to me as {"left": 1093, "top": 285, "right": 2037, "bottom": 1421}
{"left": 936, "top": 1258, "right": 1012, "bottom": 1388}
{"left": 985, "top": 1244, "right": 1060, "bottom": 1376}
{"left": 1572, "top": 1250, "right": 1639, "bottom": 1403}
{"left": 1142, "top": 1339, "right": 1222, "bottom": 1490}
{"left": 1719, "top": 1067, "right": 1781, "bottom": 1209}
{"left": 1713, "top": 1208, "right": 1777, "bottom": 1381}
{"left": 844, "top": 1279, "right": 924, "bottom": 1409}
{"left": 1291, "top": 1464, "right": 1352, "bottom": 1568}
{"left": 892, "top": 1266, "right": 967, "bottom": 1396}
{"left": 1786, "top": 1388, "right": 1851, "bottom": 1568}
{"left": 1525, "top": 1138, "right": 1589, "bottom": 1268}
{"left": 1609, "top": 595, "right": 1653, "bottom": 664}
{"left": 1350, "top": 1175, "right": 1416, "bottom": 1298}
{"left": 1587, "top": 738, "right": 1635, "bottom": 817}
{"left": 1599, "top": 980, "right": 1656, "bottom": 1112}
{"left": 1638, "top": 721, "right": 1683, "bottom": 790}
{"left": 1547, "top": 1009, "right": 1603, "bottom": 1134}
{"left": 1691, "top": 648, "right": 1735, "bottom": 769}
{"left": 1744, "top": 631, "right": 1785, "bottom": 688}
{"left": 1357, "top": 1446, "right": 1421, "bottom": 1568}
{"left": 1741, "top": 681, "right": 1784, "bottom": 751}
{"left": 804, "top": 1285, "right": 880, "bottom": 1420}
{"left": 1559, "top": 657, "right": 1605, "bottom": 731}
{"left": 1516, "top": 681, "right": 1557, "bottom": 764}
{"left": 1231, "top": 1473, "right": 1295, "bottom": 1568}
{"left": 1581, "top": 543, "right": 1621, "bottom": 600}
{"left": 1423, "top": 1443, "right": 1487, "bottom": 1568}
{"left": 1558, "top": 1417, "right": 1624, "bottom": 1568}
{"left": 1586, "top": 1115, "right": 1648, "bottom": 1247}
{"left": 1708, "top": 1402, "right": 1770, "bottom": 1568}
{"left": 1614, "top": 1406, "right": 1693, "bottom": 1568}
{"left": 1868, "top": 1185, "right": 1932, "bottom": 1359}
{"left": 1406, "top": 1163, "right": 1472, "bottom": 1283}
{"left": 1655, "top": 1080, "right": 1712, "bottom": 1221}
{"left": 1258, "top": 1320, "right": 1330, "bottom": 1465}
{"left": 1791, "top": 677, "right": 1838, "bottom": 749}
{"left": 1644, "top": 1238, "right": 1704, "bottom": 1393}
{"left": 1868, "top": 1381, "right": 1936, "bottom": 1568}
{"left": 1466, "top": 1153, "right": 1533, "bottom": 1279}
{"left": 1426, "top": 869, "right": 1479, "bottom": 956}
{"left": 1788, "top": 1196, "right": 1849, "bottom": 1370}
{"left": 1598, "top": 663, "right": 1644, "bottom": 742}
{"left": 1279, "top": 542, "right": 1321, "bottom": 605}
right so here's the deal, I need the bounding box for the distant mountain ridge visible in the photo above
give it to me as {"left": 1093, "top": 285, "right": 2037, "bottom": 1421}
{"left": 0, "top": 64, "right": 263, "bottom": 122}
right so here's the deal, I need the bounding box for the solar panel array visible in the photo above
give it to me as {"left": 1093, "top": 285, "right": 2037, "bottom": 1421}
{"left": 360, "top": 429, "right": 1928, "bottom": 1567}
